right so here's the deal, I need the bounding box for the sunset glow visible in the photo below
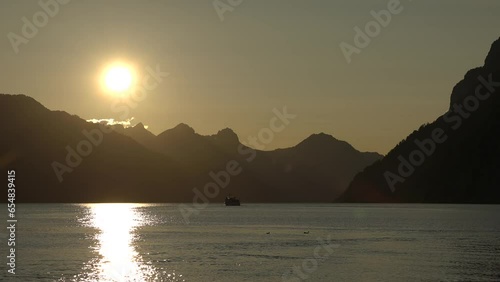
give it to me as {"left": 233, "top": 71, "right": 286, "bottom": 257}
{"left": 102, "top": 63, "right": 135, "bottom": 94}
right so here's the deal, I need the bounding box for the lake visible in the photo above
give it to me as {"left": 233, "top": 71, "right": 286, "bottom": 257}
{"left": 1, "top": 204, "right": 499, "bottom": 281}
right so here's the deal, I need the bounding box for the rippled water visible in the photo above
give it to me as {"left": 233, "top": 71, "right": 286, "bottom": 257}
{"left": 1, "top": 204, "right": 499, "bottom": 281}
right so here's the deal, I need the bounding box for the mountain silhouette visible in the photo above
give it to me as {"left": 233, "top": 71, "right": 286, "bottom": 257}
{"left": 0, "top": 95, "right": 381, "bottom": 203}
{"left": 339, "top": 37, "right": 500, "bottom": 203}
{"left": 0, "top": 94, "right": 189, "bottom": 202}
{"left": 113, "top": 118, "right": 383, "bottom": 202}
{"left": 112, "top": 122, "right": 156, "bottom": 149}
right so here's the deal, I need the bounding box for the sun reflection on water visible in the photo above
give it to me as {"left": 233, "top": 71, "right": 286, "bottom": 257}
{"left": 76, "top": 203, "right": 183, "bottom": 282}
{"left": 91, "top": 204, "right": 147, "bottom": 281}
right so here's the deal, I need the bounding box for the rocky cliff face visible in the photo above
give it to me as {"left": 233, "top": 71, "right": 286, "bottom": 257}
{"left": 340, "top": 37, "right": 500, "bottom": 203}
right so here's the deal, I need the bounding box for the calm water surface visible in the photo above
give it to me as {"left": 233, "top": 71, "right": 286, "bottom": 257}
{"left": 1, "top": 204, "right": 499, "bottom": 281}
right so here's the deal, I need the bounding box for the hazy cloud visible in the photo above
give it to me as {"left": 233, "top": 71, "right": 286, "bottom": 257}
{"left": 87, "top": 117, "right": 135, "bottom": 128}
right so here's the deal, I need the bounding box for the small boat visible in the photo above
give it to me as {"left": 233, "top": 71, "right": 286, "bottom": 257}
{"left": 225, "top": 195, "right": 240, "bottom": 206}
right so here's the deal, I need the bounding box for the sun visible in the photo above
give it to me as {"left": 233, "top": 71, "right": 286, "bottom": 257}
{"left": 104, "top": 66, "right": 133, "bottom": 92}
{"left": 105, "top": 67, "right": 132, "bottom": 91}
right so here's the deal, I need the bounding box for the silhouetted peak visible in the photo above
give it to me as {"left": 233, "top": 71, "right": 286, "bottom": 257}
{"left": 212, "top": 128, "right": 239, "bottom": 144}
{"left": 158, "top": 123, "right": 196, "bottom": 138}
{"left": 217, "top": 128, "right": 237, "bottom": 137}
{"left": 130, "top": 122, "right": 154, "bottom": 136}
{"left": 173, "top": 123, "right": 195, "bottom": 133}
{"left": 296, "top": 133, "right": 358, "bottom": 153}
{"left": 301, "top": 133, "right": 337, "bottom": 144}
{"left": 485, "top": 37, "right": 500, "bottom": 70}
{"left": 449, "top": 37, "right": 500, "bottom": 109}
{"left": 0, "top": 94, "right": 48, "bottom": 113}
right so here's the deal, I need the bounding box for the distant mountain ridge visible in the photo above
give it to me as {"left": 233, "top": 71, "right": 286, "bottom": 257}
{"left": 112, "top": 114, "right": 383, "bottom": 202}
{"left": 339, "top": 37, "right": 500, "bottom": 203}
{"left": 0, "top": 94, "right": 381, "bottom": 202}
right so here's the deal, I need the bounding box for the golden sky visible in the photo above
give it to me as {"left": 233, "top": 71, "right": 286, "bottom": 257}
{"left": 1, "top": 0, "right": 499, "bottom": 154}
